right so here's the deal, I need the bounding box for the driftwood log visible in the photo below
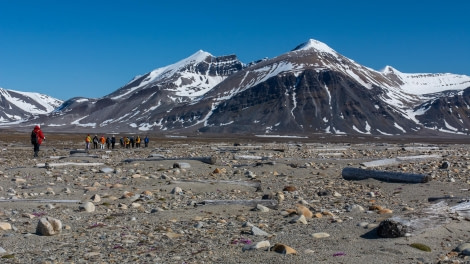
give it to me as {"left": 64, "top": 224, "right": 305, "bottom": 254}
{"left": 123, "top": 156, "right": 217, "bottom": 165}
{"left": 342, "top": 167, "right": 431, "bottom": 183}
{"left": 199, "top": 199, "right": 278, "bottom": 209}
{"left": 36, "top": 162, "right": 104, "bottom": 168}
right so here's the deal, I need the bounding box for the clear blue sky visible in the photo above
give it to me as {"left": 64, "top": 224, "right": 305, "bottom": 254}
{"left": 1, "top": 0, "right": 469, "bottom": 100}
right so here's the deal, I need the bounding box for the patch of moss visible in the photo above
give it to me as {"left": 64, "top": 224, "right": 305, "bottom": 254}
{"left": 410, "top": 243, "right": 431, "bottom": 252}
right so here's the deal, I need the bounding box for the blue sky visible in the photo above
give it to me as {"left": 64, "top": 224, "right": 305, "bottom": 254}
{"left": 1, "top": 0, "right": 469, "bottom": 100}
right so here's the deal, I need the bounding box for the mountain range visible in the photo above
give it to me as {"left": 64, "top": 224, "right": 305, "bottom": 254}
{"left": 2, "top": 39, "right": 470, "bottom": 137}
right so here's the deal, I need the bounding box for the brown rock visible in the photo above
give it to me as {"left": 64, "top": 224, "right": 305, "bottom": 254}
{"left": 378, "top": 209, "right": 393, "bottom": 214}
{"left": 271, "top": 243, "right": 297, "bottom": 255}
{"left": 369, "top": 205, "right": 383, "bottom": 211}
{"left": 283, "top": 186, "right": 297, "bottom": 192}
{"left": 296, "top": 204, "right": 313, "bottom": 218}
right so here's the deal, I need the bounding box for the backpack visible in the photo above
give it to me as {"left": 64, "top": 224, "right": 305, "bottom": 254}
{"left": 31, "top": 131, "right": 38, "bottom": 144}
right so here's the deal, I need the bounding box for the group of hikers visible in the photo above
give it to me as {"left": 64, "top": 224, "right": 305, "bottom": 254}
{"left": 85, "top": 134, "right": 149, "bottom": 150}
{"left": 31, "top": 125, "right": 150, "bottom": 157}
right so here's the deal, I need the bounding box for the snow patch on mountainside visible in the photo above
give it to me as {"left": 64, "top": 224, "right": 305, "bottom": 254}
{"left": 382, "top": 66, "right": 470, "bottom": 95}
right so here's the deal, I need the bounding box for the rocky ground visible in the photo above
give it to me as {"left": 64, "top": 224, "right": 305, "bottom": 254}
{"left": 0, "top": 133, "right": 470, "bottom": 263}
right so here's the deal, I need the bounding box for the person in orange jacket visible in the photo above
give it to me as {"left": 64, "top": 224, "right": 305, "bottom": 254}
{"left": 100, "top": 135, "right": 105, "bottom": 149}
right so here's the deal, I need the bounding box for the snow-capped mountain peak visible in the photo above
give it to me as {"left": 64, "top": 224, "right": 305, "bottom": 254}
{"left": 292, "top": 39, "right": 338, "bottom": 56}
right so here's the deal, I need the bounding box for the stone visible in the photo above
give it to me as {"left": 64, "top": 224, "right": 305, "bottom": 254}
{"left": 271, "top": 243, "right": 297, "bottom": 255}
{"left": 440, "top": 161, "right": 450, "bottom": 169}
{"left": 283, "top": 186, "right": 296, "bottom": 192}
{"left": 345, "top": 204, "right": 365, "bottom": 213}
{"left": 255, "top": 204, "right": 270, "bottom": 212}
{"left": 171, "top": 187, "right": 183, "bottom": 194}
{"left": 290, "top": 214, "right": 307, "bottom": 224}
{"left": 165, "top": 232, "right": 183, "bottom": 239}
{"left": 357, "top": 222, "right": 369, "bottom": 228}
{"left": 79, "top": 202, "right": 95, "bottom": 213}
{"left": 0, "top": 222, "right": 12, "bottom": 231}
{"left": 311, "top": 232, "right": 330, "bottom": 238}
{"left": 455, "top": 242, "right": 470, "bottom": 252}
{"left": 36, "top": 217, "right": 62, "bottom": 236}
{"left": 90, "top": 194, "right": 101, "bottom": 202}
{"left": 296, "top": 204, "right": 313, "bottom": 218}
{"left": 251, "top": 226, "right": 269, "bottom": 236}
{"left": 378, "top": 209, "right": 393, "bottom": 214}
{"left": 100, "top": 167, "right": 114, "bottom": 173}
{"left": 173, "top": 162, "right": 191, "bottom": 169}
{"left": 242, "top": 240, "right": 271, "bottom": 251}
{"left": 377, "top": 219, "right": 409, "bottom": 238}
{"left": 369, "top": 205, "right": 383, "bottom": 211}
{"left": 118, "top": 203, "right": 128, "bottom": 210}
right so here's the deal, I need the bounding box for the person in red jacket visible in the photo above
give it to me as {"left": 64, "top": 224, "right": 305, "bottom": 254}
{"left": 31, "top": 125, "right": 45, "bottom": 157}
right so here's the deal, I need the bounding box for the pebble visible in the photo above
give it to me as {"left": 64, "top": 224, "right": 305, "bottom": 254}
{"left": 90, "top": 194, "right": 101, "bottom": 202}
{"left": 242, "top": 240, "right": 271, "bottom": 251}
{"left": 290, "top": 214, "right": 308, "bottom": 224}
{"left": 255, "top": 204, "right": 270, "bottom": 212}
{"left": 251, "top": 226, "right": 270, "bottom": 236}
{"left": 36, "top": 217, "right": 62, "bottom": 236}
{"left": 100, "top": 167, "right": 114, "bottom": 173}
{"left": 80, "top": 202, "right": 96, "bottom": 213}
{"left": 171, "top": 186, "right": 183, "bottom": 194}
{"left": 296, "top": 204, "right": 313, "bottom": 218}
{"left": 0, "top": 222, "right": 12, "bottom": 231}
{"left": 311, "top": 232, "right": 330, "bottom": 238}
{"left": 271, "top": 243, "right": 297, "bottom": 255}
{"left": 455, "top": 242, "right": 470, "bottom": 252}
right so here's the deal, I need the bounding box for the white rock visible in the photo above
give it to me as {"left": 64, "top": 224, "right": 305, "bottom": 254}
{"left": 80, "top": 202, "right": 95, "bottom": 213}
{"left": 90, "top": 194, "right": 101, "bottom": 202}
{"left": 311, "top": 232, "right": 330, "bottom": 238}
{"left": 290, "top": 214, "right": 308, "bottom": 224}
{"left": 242, "top": 240, "right": 271, "bottom": 251}
{"left": 256, "top": 204, "right": 270, "bottom": 212}
{"left": 171, "top": 187, "right": 183, "bottom": 194}
{"left": 36, "top": 217, "right": 62, "bottom": 236}
{"left": 0, "top": 222, "right": 12, "bottom": 231}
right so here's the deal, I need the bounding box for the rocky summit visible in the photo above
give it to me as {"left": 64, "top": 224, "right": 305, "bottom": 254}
{"left": 0, "top": 133, "right": 470, "bottom": 263}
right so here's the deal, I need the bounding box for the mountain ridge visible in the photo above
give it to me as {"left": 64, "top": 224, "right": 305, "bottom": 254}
{"left": 2, "top": 38, "right": 470, "bottom": 137}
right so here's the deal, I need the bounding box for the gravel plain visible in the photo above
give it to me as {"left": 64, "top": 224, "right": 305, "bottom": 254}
{"left": 0, "top": 133, "right": 470, "bottom": 263}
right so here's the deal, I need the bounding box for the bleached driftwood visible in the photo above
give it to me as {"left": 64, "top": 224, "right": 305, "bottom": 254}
{"left": 36, "top": 162, "right": 104, "bottom": 168}
{"left": 170, "top": 179, "right": 261, "bottom": 189}
{"left": 360, "top": 154, "right": 441, "bottom": 168}
{"left": 0, "top": 199, "right": 81, "bottom": 203}
{"left": 342, "top": 167, "right": 431, "bottom": 183}
{"left": 123, "top": 156, "right": 217, "bottom": 165}
{"left": 199, "top": 199, "right": 278, "bottom": 209}
{"left": 234, "top": 155, "right": 267, "bottom": 160}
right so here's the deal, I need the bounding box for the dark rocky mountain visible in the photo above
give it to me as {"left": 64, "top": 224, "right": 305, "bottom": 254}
{"left": 6, "top": 39, "right": 470, "bottom": 137}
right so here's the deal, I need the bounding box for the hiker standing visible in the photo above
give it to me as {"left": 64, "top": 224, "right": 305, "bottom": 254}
{"left": 31, "top": 125, "right": 45, "bottom": 157}
{"left": 111, "top": 135, "right": 116, "bottom": 149}
{"left": 85, "top": 134, "right": 91, "bottom": 150}
{"left": 93, "top": 135, "right": 99, "bottom": 149}
{"left": 144, "top": 136, "right": 149, "bottom": 148}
